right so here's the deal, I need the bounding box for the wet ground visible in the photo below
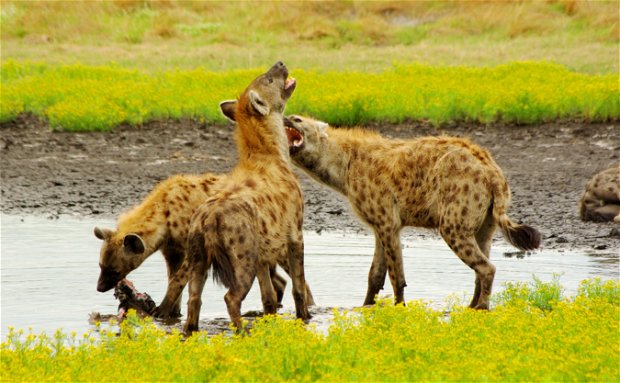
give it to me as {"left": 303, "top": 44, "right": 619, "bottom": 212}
{"left": 1, "top": 115, "right": 619, "bottom": 251}
{"left": 1, "top": 214, "right": 618, "bottom": 338}
{"left": 1, "top": 116, "right": 619, "bottom": 337}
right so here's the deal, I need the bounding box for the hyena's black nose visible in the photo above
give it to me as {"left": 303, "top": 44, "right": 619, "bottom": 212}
{"left": 269, "top": 61, "right": 288, "bottom": 77}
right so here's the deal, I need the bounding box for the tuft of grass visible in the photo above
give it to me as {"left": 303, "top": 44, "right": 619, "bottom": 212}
{"left": 1, "top": 60, "right": 618, "bottom": 131}
{"left": 493, "top": 273, "right": 565, "bottom": 311}
{"left": 1, "top": 278, "right": 618, "bottom": 382}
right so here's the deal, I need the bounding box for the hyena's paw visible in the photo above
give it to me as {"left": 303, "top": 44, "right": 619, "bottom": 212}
{"left": 153, "top": 303, "right": 176, "bottom": 319}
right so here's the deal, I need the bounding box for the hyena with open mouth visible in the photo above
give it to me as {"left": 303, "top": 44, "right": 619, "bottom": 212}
{"left": 286, "top": 115, "right": 541, "bottom": 310}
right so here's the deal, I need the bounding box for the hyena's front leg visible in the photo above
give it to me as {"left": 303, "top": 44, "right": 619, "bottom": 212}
{"left": 154, "top": 258, "right": 190, "bottom": 320}
{"left": 375, "top": 228, "right": 407, "bottom": 305}
{"left": 363, "top": 233, "right": 387, "bottom": 306}
{"left": 287, "top": 239, "right": 311, "bottom": 321}
{"left": 161, "top": 247, "right": 186, "bottom": 317}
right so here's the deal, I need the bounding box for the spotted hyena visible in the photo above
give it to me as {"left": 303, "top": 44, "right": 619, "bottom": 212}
{"left": 579, "top": 165, "right": 620, "bottom": 223}
{"left": 94, "top": 173, "right": 291, "bottom": 318}
{"left": 157, "top": 62, "right": 312, "bottom": 334}
{"left": 285, "top": 115, "right": 541, "bottom": 310}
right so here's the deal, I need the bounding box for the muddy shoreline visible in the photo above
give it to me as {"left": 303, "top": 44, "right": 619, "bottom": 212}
{"left": 1, "top": 115, "right": 618, "bottom": 253}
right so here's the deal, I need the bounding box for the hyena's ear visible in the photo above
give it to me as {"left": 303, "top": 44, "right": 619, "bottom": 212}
{"left": 316, "top": 121, "right": 329, "bottom": 138}
{"left": 249, "top": 90, "right": 269, "bottom": 116}
{"left": 123, "top": 233, "right": 145, "bottom": 255}
{"left": 94, "top": 227, "right": 113, "bottom": 241}
{"left": 219, "top": 100, "right": 237, "bottom": 122}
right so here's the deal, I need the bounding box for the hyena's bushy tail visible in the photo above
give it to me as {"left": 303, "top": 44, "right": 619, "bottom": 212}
{"left": 492, "top": 179, "right": 542, "bottom": 251}
{"left": 189, "top": 211, "right": 237, "bottom": 289}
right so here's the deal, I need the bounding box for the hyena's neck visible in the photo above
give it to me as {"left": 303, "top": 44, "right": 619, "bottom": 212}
{"left": 235, "top": 114, "right": 290, "bottom": 164}
{"left": 296, "top": 141, "right": 350, "bottom": 195}
{"left": 117, "top": 205, "right": 167, "bottom": 254}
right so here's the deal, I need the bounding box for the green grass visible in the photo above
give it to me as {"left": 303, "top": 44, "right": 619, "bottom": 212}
{"left": 1, "top": 60, "right": 618, "bottom": 130}
{"left": 1, "top": 1, "right": 617, "bottom": 74}
{"left": 2, "top": 278, "right": 618, "bottom": 382}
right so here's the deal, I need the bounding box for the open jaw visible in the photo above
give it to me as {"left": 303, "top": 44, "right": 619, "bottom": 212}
{"left": 283, "top": 76, "right": 296, "bottom": 99}
{"left": 285, "top": 123, "right": 304, "bottom": 152}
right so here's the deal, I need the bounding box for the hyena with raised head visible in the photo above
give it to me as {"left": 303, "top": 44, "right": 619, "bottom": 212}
{"left": 285, "top": 115, "right": 541, "bottom": 310}
{"left": 157, "top": 62, "right": 312, "bottom": 333}
{"left": 94, "top": 173, "right": 291, "bottom": 318}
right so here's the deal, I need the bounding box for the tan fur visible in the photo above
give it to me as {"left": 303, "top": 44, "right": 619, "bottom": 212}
{"left": 287, "top": 115, "right": 541, "bottom": 310}
{"left": 579, "top": 165, "right": 620, "bottom": 223}
{"left": 94, "top": 173, "right": 291, "bottom": 318}
{"left": 94, "top": 173, "right": 218, "bottom": 317}
{"left": 158, "top": 62, "right": 312, "bottom": 334}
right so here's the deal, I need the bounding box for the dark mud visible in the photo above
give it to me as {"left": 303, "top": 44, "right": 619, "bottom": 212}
{"left": 1, "top": 114, "right": 619, "bottom": 252}
{"left": 91, "top": 306, "right": 345, "bottom": 337}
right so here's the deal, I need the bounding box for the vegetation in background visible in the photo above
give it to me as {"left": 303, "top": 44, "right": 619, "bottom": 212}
{"left": 1, "top": 0, "right": 617, "bottom": 73}
{"left": 2, "top": 278, "right": 618, "bottom": 382}
{"left": 1, "top": 60, "right": 618, "bottom": 130}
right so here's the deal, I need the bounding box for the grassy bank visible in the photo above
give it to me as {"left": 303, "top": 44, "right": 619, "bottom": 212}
{"left": 1, "top": 61, "right": 618, "bottom": 131}
{"left": 2, "top": 278, "right": 618, "bottom": 382}
{"left": 1, "top": 1, "right": 617, "bottom": 74}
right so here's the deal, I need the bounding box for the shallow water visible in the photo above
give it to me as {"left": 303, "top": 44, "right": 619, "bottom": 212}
{"left": 1, "top": 214, "right": 618, "bottom": 339}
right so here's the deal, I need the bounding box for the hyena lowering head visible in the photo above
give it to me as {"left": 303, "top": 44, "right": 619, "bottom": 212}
{"left": 94, "top": 172, "right": 291, "bottom": 319}
{"left": 286, "top": 115, "right": 541, "bottom": 310}
{"left": 579, "top": 165, "right": 620, "bottom": 223}
{"left": 161, "top": 62, "right": 311, "bottom": 334}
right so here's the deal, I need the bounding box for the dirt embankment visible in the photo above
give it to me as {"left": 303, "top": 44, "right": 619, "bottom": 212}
{"left": 1, "top": 115, "right": 618, "bottom": 253}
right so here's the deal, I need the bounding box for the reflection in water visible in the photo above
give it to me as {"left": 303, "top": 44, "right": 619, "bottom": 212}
{"left": 1, "top": 214, "right": 618, "bottom": 338}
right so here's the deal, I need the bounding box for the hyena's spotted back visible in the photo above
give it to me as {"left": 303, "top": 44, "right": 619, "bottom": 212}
{"left": 94, "top": 172, "right": 221, "bottom": 316}
{"left": 287, "top": 115, "right": 540, "bottom": 309}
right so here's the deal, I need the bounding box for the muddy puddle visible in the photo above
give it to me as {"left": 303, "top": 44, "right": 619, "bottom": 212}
{"left": 1, "top": 214, "right": 618, "bottom": 339}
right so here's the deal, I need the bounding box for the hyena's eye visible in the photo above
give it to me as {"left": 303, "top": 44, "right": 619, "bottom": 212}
{"left": 293, "top": 117, "right": 302, "bottom": 123}
{"left": 268, "top": 77, "right": 274, "bottom": 84}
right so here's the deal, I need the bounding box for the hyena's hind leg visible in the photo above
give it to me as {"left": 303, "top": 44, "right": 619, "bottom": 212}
{"left": 287, "top": 239, "right": 312, "bottom": 320}
{"left": 223, "top": 270, "right": 256, "bottom": 331}
{"left": 270, "top": 267, "right": 287, "bottom": 307}
{"left": 471, "top": 207, "right": 497, "bottom": 308}
{"left": 440, "top": 224, "right": 496, "bottom": 310}
{"left": 278, "top": 261, "right": 316, "bottom": 306}
{"left": 257, "top": 263, "right": 278, "bottom": 315}
{"left": 183, "top": 257, "right": 210, "bottom": 335}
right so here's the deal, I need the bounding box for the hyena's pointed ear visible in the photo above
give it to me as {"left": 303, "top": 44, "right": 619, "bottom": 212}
{"left": 249, "top": 90, "right": 269, "bottom": 116}
{"left": 123, "top": 233, "right": 145, "bottom": 255}
{"left": 94, "top": 227, "right": 113, "bottom": 241}
{"left": 316, "top": 121, "right": 329, "bottom": 138}
{"left": 219, "top": 100, "right": 237, "bottom": 122}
